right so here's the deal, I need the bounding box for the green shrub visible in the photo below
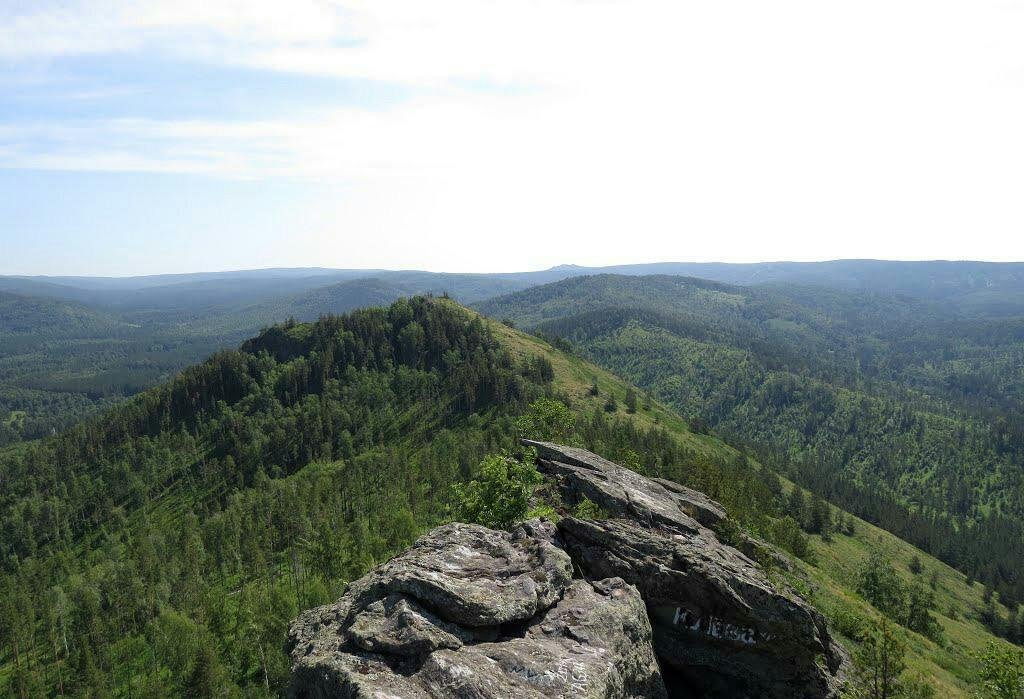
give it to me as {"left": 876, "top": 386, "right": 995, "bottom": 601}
{"left": 770, "top": 515, "right": 813, "bottom": 562}
{"left": 453, "top": 453, "right": 543, "bottom": 530}
{"left": 515, "top": 397, "right": 576, "bottom": 442}
{"left": 976, "top": 641, "right": 1024, "bottom": 699}
{"left": 573, "top": 496, "right": 609, "bottom": 520}
{"left": 826, "top": 601, "right": 868, "bottom": 641}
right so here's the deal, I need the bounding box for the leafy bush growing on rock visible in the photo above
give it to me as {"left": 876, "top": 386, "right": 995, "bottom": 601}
{"left": 453, "top": 452, "right": 543, "bottom": 529}
{"left": 573, "top": 496, "right": 609, "bottom": 520}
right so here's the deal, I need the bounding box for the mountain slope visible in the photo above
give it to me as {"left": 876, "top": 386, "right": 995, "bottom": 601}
{"left": 0, "top": 292, "right": 125, "bottom": 337}
{"left": 9, "top": 259, "right": 1024, "bottom": 314}
{"left": 0, "top": 297, "right": 556, "bottom": 696}
{"left": 0, "top": 271, "right": 549, "bottom": 446}
{"left": 0, "top": 272, "right": 537, "bottom": 446}
{"left": 477, "top": 275, "right": 1024, "bottom": 607}
{"left": 0, "top": 293, "right": 137, "bottom": 444}
{"left": 6, "top": 258, "right": 1024, "bottom": 447}
{"left": 0, "top": 297, "right": 1016, "bottom": 697}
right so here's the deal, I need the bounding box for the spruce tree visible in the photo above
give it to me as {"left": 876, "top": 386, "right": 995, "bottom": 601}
{"left": 624, "top": 387, "right": 638, "bottom": 414}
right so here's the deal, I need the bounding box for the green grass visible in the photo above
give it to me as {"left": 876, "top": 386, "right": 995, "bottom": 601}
{"left": 487, "top": 312, "right": 733, "bottom": 460}
{"left": 2, "top": 410, "right": 25, "bottom": 429}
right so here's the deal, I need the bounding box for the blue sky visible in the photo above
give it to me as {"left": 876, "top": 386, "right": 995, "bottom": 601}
{"left": 2, "top": 0, "right": 1024, "bottom": 276}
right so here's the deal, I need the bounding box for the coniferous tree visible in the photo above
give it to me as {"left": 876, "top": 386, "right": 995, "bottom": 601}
{"left": 858, "top": 549, "right": 907, "bottom": 621}
{"left": 851, "top": 619, "right": 906, "bottom": 699}
{"left": 787, "top": 486, "right": 807, "bottom": 525}
{"left": 808, "top": 494, "right": 832, "bottom": 538}
{"left": 624, "top": 387, "right": 638, "bottom": 414}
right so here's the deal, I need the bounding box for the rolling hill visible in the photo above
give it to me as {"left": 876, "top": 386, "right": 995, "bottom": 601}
{"left": 0, "top": 292, "right": 126, "bottom": 337}
{"left": 477, "top": 275, "right": 1024, "bottom": 608}
{"left": 0, "top": 272, "right": 547, "bottom": 446}
{"left": 5, "top": 258, "right": 1024, "bottom": 446}
{"left": 8, "top": 258, "right": 1024, "bottom": 314}
{"left": 0, "top": 297, "right": 1017, "bottom": 697}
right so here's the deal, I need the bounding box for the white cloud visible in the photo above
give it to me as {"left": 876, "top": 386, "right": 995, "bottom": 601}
{"left": 2, "top": 0, "right": 1024, "bottom": 267}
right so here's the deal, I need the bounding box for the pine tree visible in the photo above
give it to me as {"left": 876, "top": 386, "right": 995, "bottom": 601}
{"left": 186, "top": 638, "right": 231, "bottom": 697}
{"left": 851, "top": 619, "right": 906, "bottom": 699}
{"left": 624, "top": 387, "right": 638, "bottom": 414}
{"left": 808, "top": 494, "right": 832, "bottom": 538}
{"left": 905, "top": 581, "right": 943, "bottom": 642}
{"left": 787, "top": 486, "right": 807, "bottom": 526}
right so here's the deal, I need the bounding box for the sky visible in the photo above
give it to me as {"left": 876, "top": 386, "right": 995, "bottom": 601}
{"left": 1, "top": 0, "right": 1023, "bottom": 276}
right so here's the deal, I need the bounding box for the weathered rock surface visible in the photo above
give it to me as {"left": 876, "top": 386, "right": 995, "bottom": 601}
{"left": 287, "top": 443, "right": 847, "bottom": 699}
{"left": 559, "top": 517, "right": 843, "bottom": 698}
{"left": 339, "top": 519, "right": 574, "bottom": 629}
{"left": 527, "top": 440, "right": 846, "bottom": 698}
{"left": 287, "top": 520, "right": 667, "bottom": 698}
{"left": 523, "top": 440, "right": 727, "bottom": 529}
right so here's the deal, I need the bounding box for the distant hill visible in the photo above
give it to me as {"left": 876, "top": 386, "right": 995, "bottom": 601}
{"left": 0, "top": 267, "right": 548, "bottom": 312}
{"left": 9, "top": 258, "right": 1024, "bottom": 314}
{"left": 5, "top": 258, "right": 1024, "bottom": 446}
{"left": 0, "top": 291, "right": 125, "bottom": 337}
{"left": 0, "top": 272, "right": 543, "bottom": 445}
{"left": 545, "top": 260, "right": 1024, "bottom": 316}
{"left": 477, "top": 274, "right": 1024, "bottom": 607}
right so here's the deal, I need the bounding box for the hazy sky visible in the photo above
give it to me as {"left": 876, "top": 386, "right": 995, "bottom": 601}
{"left": 2, "top": 0, "right": 1023, "bottom": 276}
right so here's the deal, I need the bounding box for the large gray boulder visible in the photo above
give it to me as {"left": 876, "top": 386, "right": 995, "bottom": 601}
{"left": 337, "top": 519, "right": 574, "bottom": 629}
{"left": 526, "top": 440, "right": 846, "bottom": 698}
{"left": 559, "top": 517, "right": 843, "bottom": 698}
{"left": 286, "top": 520, "right": 667, "bottom": 698}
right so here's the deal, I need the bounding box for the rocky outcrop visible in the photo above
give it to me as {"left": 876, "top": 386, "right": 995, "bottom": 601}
{"left": 287, "top": 520, "right": 666, "bottom": 698}
{"left": 528, "top": 440, "right": 846, "bottom": 699}
{"left": 287, "top": 443, "right": 847, "bottom": 699}
{"left": 559, "top": 517, "right": 843, "bottom": 698}
{"left": 523, "top": 440, "right": 727, "bottom": 529}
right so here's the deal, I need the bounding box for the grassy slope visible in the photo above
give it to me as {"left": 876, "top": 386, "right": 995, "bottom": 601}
{"left": 479, "top": 306, "right": 1015, "bottom": 697}
{"left": 801, "top": 522, "right": 998, "bottom": 693}
{"left": 490, "top": 315, "right": 729, "bottom": 459}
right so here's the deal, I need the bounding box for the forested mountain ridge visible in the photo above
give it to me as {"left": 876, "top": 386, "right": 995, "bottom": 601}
{"left": 0, "top": 275, "right": 534, "bottom": 446}
{"left": 478, "top": 274, "right": 1024, "bottom": 417}
{"left": 4, "top": 259, "right": 1024, "bottom": 446}
{"left": 0, "top": 296, "right": 1018, "bottom": 697}
{"left": 0, "top": 297, "right": 561, "bottom": 696}
{"left": 553, "top": 260, "right": 1024, "bottom": 316}
{"left": 8, "top": 259, "right": 1024, "bottom": 314}
{"left": 0, "top": 293, "right": 139, "bottom": 444}
{"left": 477, "top": 275, "right": 1024, "bottom": 606}
{"left": 0, "top": 292, "right": 126, "bottom": 337}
